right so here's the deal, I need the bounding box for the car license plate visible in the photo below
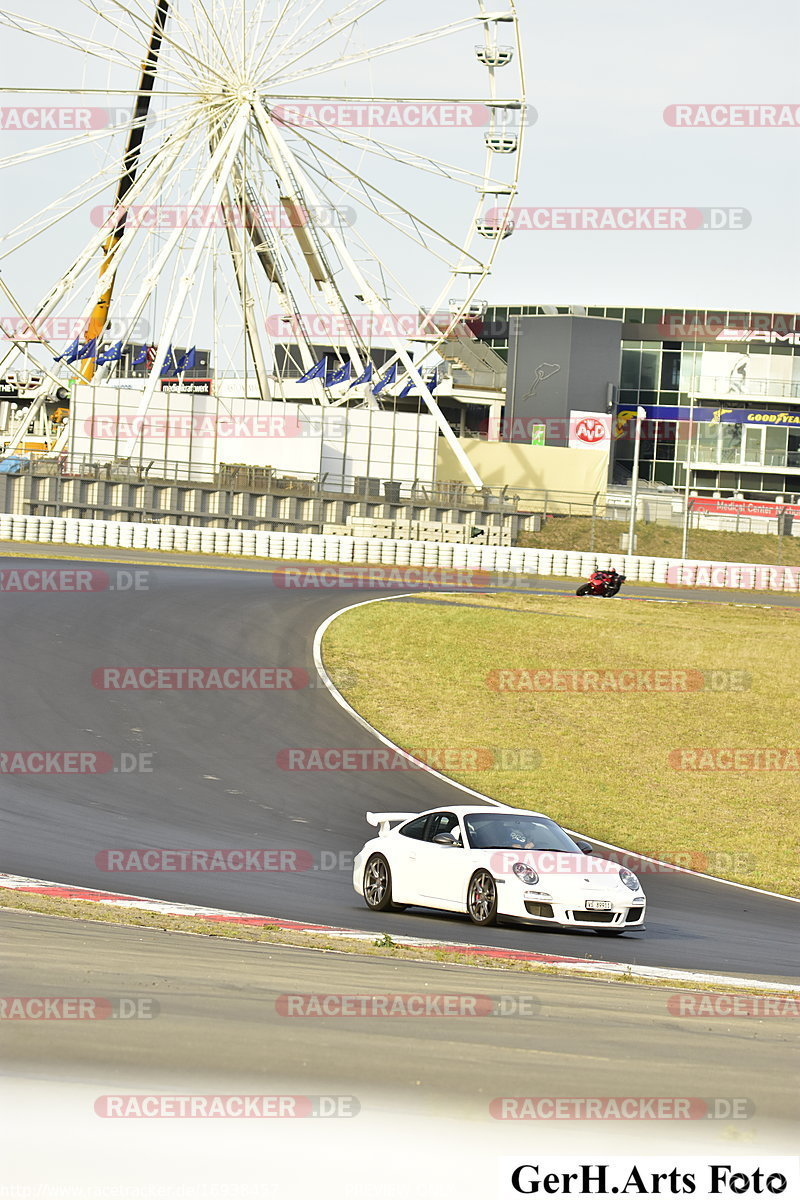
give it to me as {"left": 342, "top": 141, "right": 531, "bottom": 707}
{"left": 585, "top": 900, "right": 612, "bottom": 911}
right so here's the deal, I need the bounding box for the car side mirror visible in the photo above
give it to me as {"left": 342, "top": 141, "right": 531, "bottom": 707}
{"left": 432, "top": 833, "right": 459, "bottom": 846}
{"left": 576, "top": 839, "right": 594, "bottom": 854}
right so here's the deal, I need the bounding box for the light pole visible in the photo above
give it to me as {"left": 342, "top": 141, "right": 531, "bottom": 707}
{"left": 680, "top": 392, "right": 697, "bottom": 561}
{"left": 627, "top": 405, "right": 646, "bottom": 552}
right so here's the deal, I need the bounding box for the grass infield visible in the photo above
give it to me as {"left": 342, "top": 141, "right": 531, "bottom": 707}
{"left": 323, "top": 594, "right": 800, "bottom": 898}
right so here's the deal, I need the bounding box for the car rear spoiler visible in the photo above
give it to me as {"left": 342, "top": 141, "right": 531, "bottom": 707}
{"left": 366, "top": 811, "right": 414, "bottom": 837}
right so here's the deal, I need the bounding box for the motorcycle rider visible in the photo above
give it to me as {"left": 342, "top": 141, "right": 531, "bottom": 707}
{"left": 579, "top": 566, "right": 624, "bottom": 597}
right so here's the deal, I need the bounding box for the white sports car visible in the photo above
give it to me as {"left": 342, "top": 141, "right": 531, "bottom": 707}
{"left": 353, "top": 804, "right": 646, "bottom": 935}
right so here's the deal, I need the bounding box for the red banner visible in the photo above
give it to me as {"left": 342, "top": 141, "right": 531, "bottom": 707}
{"left": 691, "top": 497, "right": 800, "bottom": 519}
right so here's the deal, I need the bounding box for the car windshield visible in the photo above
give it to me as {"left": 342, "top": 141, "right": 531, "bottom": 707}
{"left": 463, "top": 813, "right": 581, "bottom": 852}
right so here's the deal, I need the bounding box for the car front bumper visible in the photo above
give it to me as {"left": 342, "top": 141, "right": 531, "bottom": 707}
{"left": 499, "top": 886, "right": 647, "bottom": 932}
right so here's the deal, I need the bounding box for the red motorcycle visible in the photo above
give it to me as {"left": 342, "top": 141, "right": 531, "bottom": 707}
{"left": 576, "top": 569, "right": 625, "bottom": 597}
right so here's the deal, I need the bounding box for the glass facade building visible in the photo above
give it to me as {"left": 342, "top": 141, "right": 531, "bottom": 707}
{"left": 475, "top": 306, "right": 800, "bottom": 500}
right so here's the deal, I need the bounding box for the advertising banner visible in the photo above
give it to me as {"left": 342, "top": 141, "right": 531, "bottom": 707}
{"left": 616, "top": 404, "right": 800, "bottom": 429}
{"left": 690, "top": 497, "right": 800, "bottom": 519}
{"left": 568, "top": 410, "right": 612, "bottom": 448}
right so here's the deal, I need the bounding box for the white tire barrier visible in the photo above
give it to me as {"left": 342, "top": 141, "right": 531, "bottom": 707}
{"left": 0, "top": 512, "right": 793, "bottom": 592}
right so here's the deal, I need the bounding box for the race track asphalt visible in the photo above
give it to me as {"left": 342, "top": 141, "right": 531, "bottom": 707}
{"left": 1, "top": 546, "right": 797, "bottom": 978}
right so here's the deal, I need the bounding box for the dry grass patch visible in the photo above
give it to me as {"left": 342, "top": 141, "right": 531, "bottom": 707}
{"left": 323, "top": 594, "right": 800, "bottom": 897}
{"left": 518, "top": 517, "right": 800, "bottom": 566}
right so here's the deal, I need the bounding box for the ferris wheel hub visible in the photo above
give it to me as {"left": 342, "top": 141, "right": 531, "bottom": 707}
{"left": 234, "top": 83, "right": 258, "bottom": 104}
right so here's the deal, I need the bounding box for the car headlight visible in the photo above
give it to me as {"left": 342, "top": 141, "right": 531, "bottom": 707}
{"left": 513, "top": 862, "right": 539, "bottom": 886}
{"left": 619, "top": 867, "right": 640, "bottom": 891}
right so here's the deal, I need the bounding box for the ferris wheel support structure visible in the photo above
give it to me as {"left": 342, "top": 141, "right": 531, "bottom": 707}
{"left": 119, "top": 104, "right": 251, "bottom": 458}
{"left": 253, "top": 97, "right": 485, "bottom": 487}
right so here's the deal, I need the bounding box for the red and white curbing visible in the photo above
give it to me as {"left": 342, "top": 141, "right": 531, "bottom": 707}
{"left": 1, "top": 872, "right": 798, "bottom": 992}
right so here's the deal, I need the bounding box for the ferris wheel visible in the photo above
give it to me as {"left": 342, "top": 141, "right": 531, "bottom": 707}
{"left": 0, "top": 0, "right": 525, "bottom": 482}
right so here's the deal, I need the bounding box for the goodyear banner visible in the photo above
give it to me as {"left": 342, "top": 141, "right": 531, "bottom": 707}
{"left": 615, "top": 405, "right": 800, "bottom": 435}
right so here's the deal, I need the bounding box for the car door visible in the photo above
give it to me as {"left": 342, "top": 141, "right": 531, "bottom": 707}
{"left": 413, "top": 812, "right": 472, "bottom": 908}
{"left": 389, "top": 814, "right": 431, "bottom": 903}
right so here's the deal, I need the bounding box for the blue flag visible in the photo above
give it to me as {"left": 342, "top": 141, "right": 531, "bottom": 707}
{"left": 76, "top": 337, "right": 97, "bottom": 360}
{"left": 325, "top": 361, "right": 352, "bottom": 388}
{"left": 349, "top": 363, "right": 373, "bottom": 389}
{"left": 177, "top": 346, "right": 196, "bottom": 372}
{"left": 297, "top": 357, "right": 327, "bottom": 384}
{"left": 133, "top": 345, "right": 150, "bottom": 366}
{"left": 54, "top": 337, "right": 80, "bottom": 363}
{"left": 159, "top": 346, "right": 176, "bottom": 375}
{"left": 400, "top": 368, "right": 438, "bottom": 399}
{"left": 97, "top": 340, "right": 123, "bottom": 365}
{"left": 372, "top": 363, "right": 397, "bottom": 395}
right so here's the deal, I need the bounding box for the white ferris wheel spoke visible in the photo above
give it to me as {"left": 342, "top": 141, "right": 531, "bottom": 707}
{"left": 0, "top": 99, "right": 199, "bottom": 175}
{"left": 245, "top": 0, "right": 294, "bottom": 80}
{"left": 289, "top": 115, "right": 511, "bottom": 192}
{"left": 263, "top": 0, "right": 391, "bottom": 85}
{"left": 0, "top": 102, "right": 208, "bottom": 257}
{"left": 118, "top": 105, "right": 252, "bottom": 455}
{"left": 258, "top": 0, "right": 390, "bottom": 79}
{"left": 274, "top": 16, "right": 491, "bottom": 90}
{"left": 0, "top": 10, "right": 187, "bottom": 88}
{"left": 181, "top": 0, "right": 240, "bottom": 77}
{"left": 283, "top": 125, "right": 487, "bottom": 268}
{"left": 0, "top": 107, "right": 199, "bottom": 378}
{"left": 96, "top": 0, "right": 231, "bottom": 87}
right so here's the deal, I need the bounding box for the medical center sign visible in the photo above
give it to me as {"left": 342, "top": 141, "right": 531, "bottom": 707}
{"left": 568, "top": 411, "right": 612, "bottom": 449}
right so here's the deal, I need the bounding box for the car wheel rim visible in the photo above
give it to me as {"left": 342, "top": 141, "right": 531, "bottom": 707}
{"left": 469, "top": 873, "right": 494, "bottom": 920}
{"left": 365, "top": 859, "right": 387, "bottom": 906}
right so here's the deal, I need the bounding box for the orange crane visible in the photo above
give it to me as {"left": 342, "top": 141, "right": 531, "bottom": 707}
{"left": 79, "top": 0, "right": 170, "bottom": 381}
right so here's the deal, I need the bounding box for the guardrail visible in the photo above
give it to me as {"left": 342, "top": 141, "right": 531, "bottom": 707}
{"left": 0, "top": 513, "right": 797, "bottom": 592}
